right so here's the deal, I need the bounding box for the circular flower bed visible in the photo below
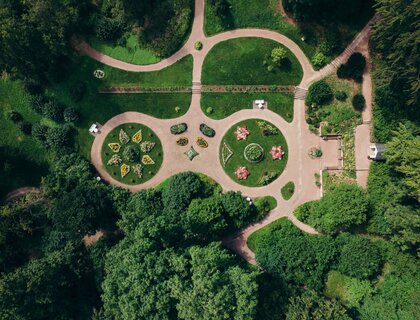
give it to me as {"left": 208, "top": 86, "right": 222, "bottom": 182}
{"left": 244, "top": 143, "right": 264, "bottom": 163}
{"left": 101, "top": 123, "right": 163, "bottom": 185}
{"left": 219, "top": 119, "right": 288, "bottom": 187}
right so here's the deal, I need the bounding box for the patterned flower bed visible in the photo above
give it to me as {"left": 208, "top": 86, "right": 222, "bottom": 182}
{"left": 219, "top": 119, "right": 288, "bottom": 187}
{"left": 101, "top": 123, "right": 163, "bottom": 185}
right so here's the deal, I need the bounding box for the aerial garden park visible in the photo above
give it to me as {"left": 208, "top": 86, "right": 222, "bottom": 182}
{"left": 0, "top": 0, "right": 419, "bottom": 319}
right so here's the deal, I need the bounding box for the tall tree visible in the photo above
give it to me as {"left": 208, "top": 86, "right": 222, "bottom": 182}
{"left": 0, "top": 0, "right": 89, "bottom": 83}
{"left": 385, "top": 122, "right": 420, "bottom": 201}
{"left": 372, "top": 0, "right": 420, "bottom": 109}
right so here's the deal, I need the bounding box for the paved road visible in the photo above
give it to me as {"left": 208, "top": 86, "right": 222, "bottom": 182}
{"left": 83, "top": 0, "right": 376, "bottom": 264}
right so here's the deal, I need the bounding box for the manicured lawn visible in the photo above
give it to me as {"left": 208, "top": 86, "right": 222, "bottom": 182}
{"left": 247, "top": 217, "right": 287, "bottom": 252}
{"left": 50, "top": 56, "right": 193, "bottom": 158}
{"left": 101, "top": 123, "right": 163, "bottom": 185}
{"left": 88, "top": 34, "right": 161, "bottom": 65}
{"left": 204, "top": 0, "right": 373, "bottom": 65}
{"left": 202, "top": 38, "right": 303, "bottom": 85}
{"left": 220, "top": 119, "right": 288, "bottom": 187}
{"left": 201, "top": 92, "right": 294, "bottom": 121}
{"left": 0, "top": 79, "right": 49, "bottom": 197}
{"left": 60, "top": 55, "right": 193, "bottom": 89}
{"left": 281, "top": 181, "right": 295, "bottom": 200}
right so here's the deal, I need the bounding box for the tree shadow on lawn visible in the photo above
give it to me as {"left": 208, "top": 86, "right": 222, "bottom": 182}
{"left": 0, "top": 146, "right": 49, "bottom": 199}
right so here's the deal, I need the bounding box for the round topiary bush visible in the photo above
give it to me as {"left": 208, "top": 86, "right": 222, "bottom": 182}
{"left": 244, "top": 143, "right": 264, "bottom": 163}
{"left": 352, "top": 94, "right": 366, "bottom": 111}
{"left": 194, "top": 41, "right": 203, "bottom": 50}
{"left": 335, "top": 90, "right": 347, "bottom": 101}
{"left": 123, "top": 145, "right": 140, "bottom": 162}
{"left": 305, "top": 80, "right": 333, "bottom": 106}
{"left": 206, "top": 107, "right": 213, "bottom": 114}
{"left": 337, "top": 52, "right": 366, "bottom": 82}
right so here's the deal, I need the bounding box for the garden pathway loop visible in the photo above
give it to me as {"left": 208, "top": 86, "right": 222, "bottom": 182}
{"left": 85, "top": 0, "right": 376, "bottom": 264}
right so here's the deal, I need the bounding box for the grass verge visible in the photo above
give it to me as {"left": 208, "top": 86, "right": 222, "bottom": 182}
{"left": 202, "top": 38, "right": 302, "bottom": 85}
{"left": 88, "top": 34, "right": 160, "bottom": 65}
{"left": 202, "top": 92, "right": 294, "bottom": 121}
{"left": 281, "top": 181, "right": 295, "bottom": 200}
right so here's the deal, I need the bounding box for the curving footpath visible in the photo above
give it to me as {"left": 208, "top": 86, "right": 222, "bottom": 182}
{"left": 82, "top": 0, "right": 377, "bottom": 265}
{"left": 4, "top": 187, "right": 41, "bottom": 203}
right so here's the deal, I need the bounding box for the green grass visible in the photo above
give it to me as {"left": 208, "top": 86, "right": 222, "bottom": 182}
{"left": 220, "top": 119, "right": 288, "bottom": 187}
{"left": 202, "top": 38, "right": 302, "bottom": 85}
{"left": 318, "top": 75, "right": 362, "bottom": 135}
{"left": 61, "top": 55, "right": 193, "bottom": 89}
{"left": 281, "top": 181, "right": 295, "bottom": 200}
{"left": 0, "top": 79, "right": 50, "bottom": 198}
{"left": 247, "top": 217, "right": 287, "bottom": 252}
{"left": 88, "top": 34, "right": 161, "bottom": 65}
{"left": 202, "top": 92, "right": 294, "bottom": 121}
{"left": 50, "top": 56, "right": 193, "bottom": 158}
{"left": 204, "top": 0, "right": 374, "bottom": 64}
{"left": 101, "top": 123, "right": 163, "bottom": 185}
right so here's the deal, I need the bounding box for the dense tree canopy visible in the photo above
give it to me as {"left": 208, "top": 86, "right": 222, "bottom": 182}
{"left": 0, "top": 0, "right": 89, "bottom": 83}
{"left": 372, "top": 0, "right": 420, "bottom": 109}
{"left": 336, "top": 235, "right": 382, "bottom": 279}
{"left": 296, "top": 184, "right": 369, "bottom": 234}
{"left": 283, "top": 0, "right": 373, "bottom": 23}
{"left": 255, "top": 219, "right": 337, "bottom": 290}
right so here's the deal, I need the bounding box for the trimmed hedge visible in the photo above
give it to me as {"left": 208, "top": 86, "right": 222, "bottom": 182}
{"left": 170, "top": 123, "right": 188, "bottom": 135}
{"left": 199, "top": 123, "right": 216, "bottom": 137}
{"left": 305, "top": 80, "right": 333, "bottom": 106}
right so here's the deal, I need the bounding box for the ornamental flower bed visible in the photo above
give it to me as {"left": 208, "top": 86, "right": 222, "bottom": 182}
{"left": 235, "top": 166, "right": 250, "bottom": 180}
{"left": 269, "top": 146, "right": 285, "bottom": 160}
{"left": 221, "top": 142, "right": 234, "bottom": 167}
{"left": 132, "top": 130, "right": 142, "bottom": 143}
{"left": 170, "top": 123, "right": 188, "bottom": 135}
{"left": 108, "top": 143, "right": 121, "bottom": 153}
{"left": 220, "top": 119, "right": 288, "bottom": 187}
{"left": 257, "top": 121, "right": 279, "bottom": 136}
{"left": 132, "top": 164, "right": 143, "bottom": 178}
{"left": 142, "top": 155, "right": 155, "bottom": 165}
{"left": 244, "top": 143, "right": 264, "bottom": 163}
{"left": 101, "top": 123, "right": 163, "bottom": 185}
{"left": 234, "top": 126, "right": 250, "bottom": 140}
{"left": 107, "top": 154, "right": 122, "bottom": 166}
{"left": 196, "top": 137, "right": 208, "bottom": 148}
{"left": 199, "top": 123, "right": 216, "bottom": 137}
{"left": 140, "top": 141, "right": 156, "bottom": 153}
{"left": 176, "top": 137, "right": 189, "bottom": 146}
{"left": 121, "top": 164, "right": 130, "bottom": 178}
{"left": 119, "top": 129, "right": 130, "bottom": 144}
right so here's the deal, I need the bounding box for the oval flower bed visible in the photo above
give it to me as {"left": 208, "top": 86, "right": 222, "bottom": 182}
{"left": 219, "top": 119, "right": 288, "bottom": 187}
{"left": 101, "top": 123, "right": 163, "bottom": 185}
